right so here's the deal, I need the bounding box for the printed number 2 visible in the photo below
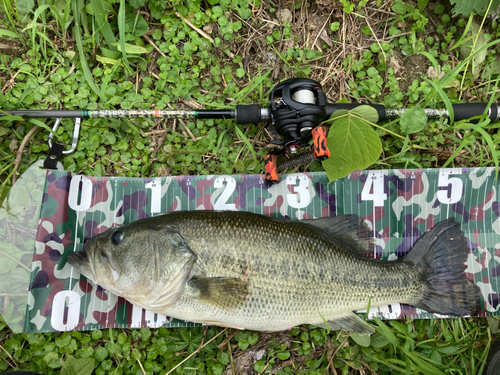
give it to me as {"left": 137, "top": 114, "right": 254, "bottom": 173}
{"left": 68, "top": 175, "right": 93, "bottom": 211}
{"left": 437, "top": 172, "right": 464, "bottom": 204}
{"left": 361, "top": 171, "right": 387, "bottom": 207}
{"left": 214, "top": 176, "right": 236, "bottom": 210}
{"left": 287, "top": 174, "right": 310, "bottom": 209}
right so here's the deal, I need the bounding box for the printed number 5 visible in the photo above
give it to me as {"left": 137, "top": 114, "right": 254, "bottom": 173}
{"left": 437, "top": 172, "right": 463, "bottom": 204}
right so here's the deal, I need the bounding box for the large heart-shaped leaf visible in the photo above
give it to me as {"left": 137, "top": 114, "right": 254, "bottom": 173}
{"left": 449, "top": 0, "right": 500, "bottom": 16}
{"left": 322, "top": 115, "right": 382, "bottom": 181}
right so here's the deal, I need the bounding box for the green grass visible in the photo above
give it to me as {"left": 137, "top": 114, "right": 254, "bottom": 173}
{"left": 2, "top": 0, "right": 500, "bottom": 373}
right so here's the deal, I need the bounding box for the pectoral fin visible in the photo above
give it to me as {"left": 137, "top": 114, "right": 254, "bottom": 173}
{"left": 314, "top": 313, "right": 375, "bottom": 336}
{"left": 186, "top": 277, "right": 250, "bottom": 312}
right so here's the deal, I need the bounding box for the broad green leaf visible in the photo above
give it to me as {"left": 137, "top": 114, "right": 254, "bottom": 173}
{"left": 17, "top": 0, "right": 35, "bottom": 13}
{"left": 129, "top": 0, "right": 146, "bottom": 7}
{"left": 418, "top": 0, "right": 430, "bottom": 11}
{"left": 63, "top": 50, "right": 76, "bottom": 59}
{"left": 322, "top": 115, "right": 382, "bottom": 181}
{"left": 328, "top": 109, "right": 349, "bottom": 122}
{"left": 61, "top": 356, "right": 95, "bottom": 375}
{"left": 400, "top": 106, "right": 428, "bottom": 134}
{"left": 351, "top": 105, "right": 379, "bottom": 123}
{"left": 449, "top": 0, "right": 500, "bottom": 16}
{"left": 487, "top": 316, "right": 499, "bottom": 334}
{"left": 459, "top": 22, "right": 487, "bottom": 78}
{"left": 111, "top": 42, "right": 149, "bottom": 54}
{"left": 5, "top": 184, "right": 31, "bottom": 216}
{"left": 370, "top": 332, "right": 390, "bottom": 348}
{"left": 436, "top": 345, "right": 461, "bottom": 354}
{"left": 126, "top": 11, "right": 149, "bottom": 37}
{"left": 483, "top": 60, "right": 500, "bottom": 78}
{"left": 350, "top": 332, "right": 371, "bottom": 347}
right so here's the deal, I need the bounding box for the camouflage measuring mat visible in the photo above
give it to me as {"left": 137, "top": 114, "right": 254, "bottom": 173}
{"left": 24, "top": 168, "right": 500, "bottom": 332}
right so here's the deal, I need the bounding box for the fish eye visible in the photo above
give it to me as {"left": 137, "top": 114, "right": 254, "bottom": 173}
{"left": 112, "top": 231, "right": 124, "bottom": 245}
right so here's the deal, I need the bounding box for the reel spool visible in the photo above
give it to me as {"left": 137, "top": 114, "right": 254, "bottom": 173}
{"left": 265, "top": 78, "right": 331, "bottom": 183}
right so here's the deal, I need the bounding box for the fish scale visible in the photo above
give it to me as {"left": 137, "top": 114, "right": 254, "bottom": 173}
{"left": 68, "top": 210, "right": 479, "bottom": 334}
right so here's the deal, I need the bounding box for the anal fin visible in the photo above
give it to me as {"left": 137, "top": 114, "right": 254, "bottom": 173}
{"left": 186, "top": 277, "right": 250, "bottom": 312}
{"left": 313, "top": 313, "right": 375, "bottom": 336}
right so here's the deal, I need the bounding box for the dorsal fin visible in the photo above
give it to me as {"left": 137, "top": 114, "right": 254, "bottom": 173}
{"left": 300, "top": 214, "right": 373, "bottom": 254}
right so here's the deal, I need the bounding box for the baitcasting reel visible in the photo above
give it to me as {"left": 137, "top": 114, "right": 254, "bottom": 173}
{"left": 265, "top": 78, "right": 331, "bottom": 183}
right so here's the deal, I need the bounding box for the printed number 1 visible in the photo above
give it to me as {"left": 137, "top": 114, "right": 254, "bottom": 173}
{"left": 361, "top": 171, "right": 387, "bottom": 207}
{"left": 145, "top": 180, "right": 162, "bottom": 213}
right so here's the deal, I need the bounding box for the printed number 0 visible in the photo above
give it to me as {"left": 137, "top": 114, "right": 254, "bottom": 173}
{"left": 68, "top": 175, "right": 93, "bottom": 211}
{"left": 361, "top": 171, "right": 387, "bottom": 207}
{"left": 214, "top": 176, "right": 236, "bottom": 210}
{"left": 286, "top": 174, "right": 310, "bottom": 209}
{"left": 131, "top": 305, "right": 169, "bottom": 328}
{"left": 437, "top": 172, "right": 464, "bottom": 204}
{"left": 51, "top": 291, "right": 81, "bottom": 331}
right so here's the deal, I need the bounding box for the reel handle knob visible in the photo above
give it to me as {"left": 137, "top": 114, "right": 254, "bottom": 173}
{"left": 264, "top": 154, "right": 279, "bottom": 184}
{"left": 312, "top": 126, "right": 330, "bottom": 161}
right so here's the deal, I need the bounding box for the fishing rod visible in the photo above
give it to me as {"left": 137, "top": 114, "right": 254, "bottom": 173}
{"left": 2, "top": 78, "right": 500, "bottom": 182}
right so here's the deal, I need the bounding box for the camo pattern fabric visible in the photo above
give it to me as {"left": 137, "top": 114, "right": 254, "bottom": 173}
{"left": 26, "top": 168, "right": 500, "bottom": 332}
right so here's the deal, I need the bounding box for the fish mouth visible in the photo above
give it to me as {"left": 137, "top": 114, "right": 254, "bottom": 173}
{"left": 67, "top": 251, "right": 96, "bottom": 282}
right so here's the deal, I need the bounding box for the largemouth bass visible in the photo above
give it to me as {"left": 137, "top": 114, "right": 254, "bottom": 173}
{"left": 67, "top": 211, "right": 479, "bottom": 335}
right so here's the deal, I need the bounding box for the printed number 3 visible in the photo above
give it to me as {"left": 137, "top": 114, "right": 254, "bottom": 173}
{"left": 287, "top": 174, "right": 310, "bottom": 209}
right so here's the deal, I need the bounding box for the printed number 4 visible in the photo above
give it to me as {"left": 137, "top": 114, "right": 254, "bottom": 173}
{"left": 437, "top": 172, "right": 463, "bottom": 204}
{"left": 361, "top": 171, "right": 387, "bottom": 207}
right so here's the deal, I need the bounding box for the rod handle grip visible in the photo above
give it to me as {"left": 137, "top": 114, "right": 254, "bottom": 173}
{"left": 452, "top": 103, "right": 499, "bottom": 122}
{"left": 236, "top": 105, "right": 261, "bottom": 124}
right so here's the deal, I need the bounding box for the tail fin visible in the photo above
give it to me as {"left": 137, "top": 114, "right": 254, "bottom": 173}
{"left": 403, "top": 218, "right": 480, "bottom": 316}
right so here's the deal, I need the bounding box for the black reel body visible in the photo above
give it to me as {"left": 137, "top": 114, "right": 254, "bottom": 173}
{"left": 265, "top": 78, "right": 330, "bottom": 183}
{"left": 269, "top": 78, "right": 327, "bottom": 153}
